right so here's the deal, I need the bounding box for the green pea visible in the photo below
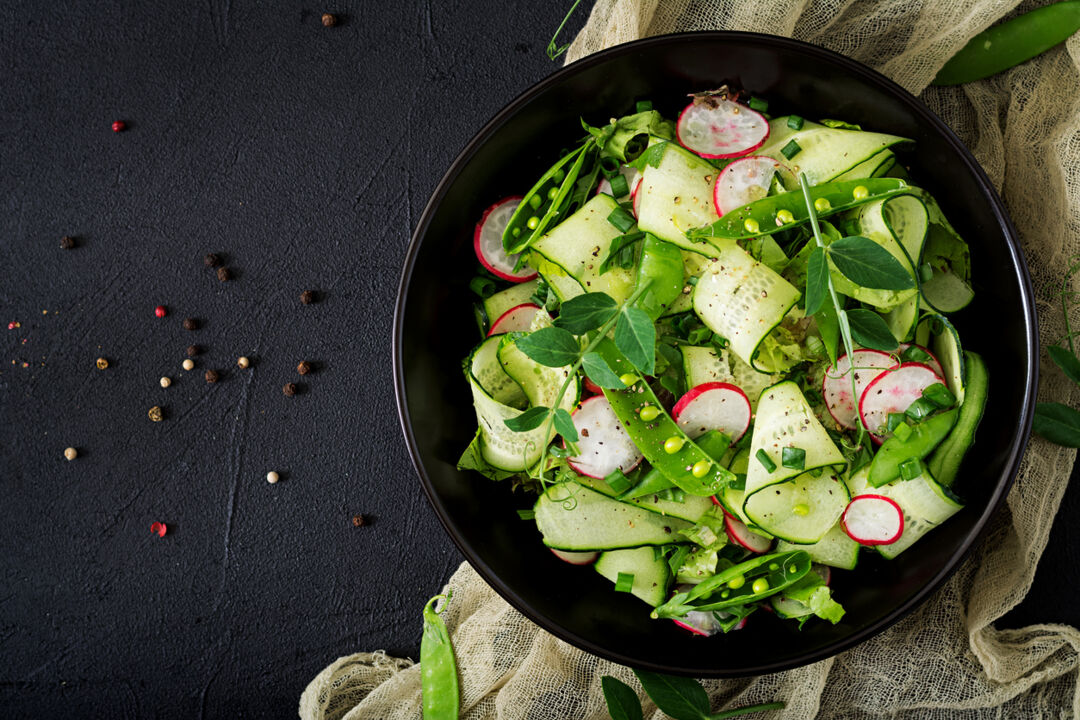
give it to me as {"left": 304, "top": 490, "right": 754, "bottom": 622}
{"left": 721, "top": 589, "right": 731, "bottom": 598}
{"left": 529, "top": 194, "right": 542, "bottom": 209}
{"left": 663, "top": 436, "right": 685, "bottom": 454}
{"left": 743, "top": 217, "right": 760, "bottom": 234}
{"left": 768, "top": 563, "right": 779, "bottom": 571}
{"left": 638, "top": 404, "right": 660, "bottom": 422}
{"left": 852, "top": 185, "right": 869, "bottom": 200}
{"left": 547, "top": 187, "right": 559, "bottom": 200}
{"left": 421, "top": 593, "right": 459, "bottom": 719}
{"left": 512, "top": 227, "right": 521, "bottom": 238}
{"left": 619, "top": 373, "right": 637, "bottom": 387}
{"left": 553, "top": 168, "right": 566, "bottom": 183}
{"left": 526, "top": 216, "right": 539, "bottom": 230}
{"left": 691, "top": 460, "right": 711, "bottom": 478}
{"left": 727, "top": 575, "right": 745, "bottom": 590}
{"left": 776, "top": 209, "right": 794, "bottom": 224}
{"left": 814, "top": 197, "right": 831, "bottom": 212}
{"left": 751, "top": 578, "right": 769, "bottom": 594}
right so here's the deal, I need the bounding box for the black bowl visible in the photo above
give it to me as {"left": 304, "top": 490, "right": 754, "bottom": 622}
{"left": 394, "top": 32, "right": 1037, "bottom": 676}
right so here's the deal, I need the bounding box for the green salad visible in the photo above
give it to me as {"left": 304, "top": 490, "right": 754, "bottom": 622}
{"left": 459, "top": 88, "right": 987, "bottom": 635}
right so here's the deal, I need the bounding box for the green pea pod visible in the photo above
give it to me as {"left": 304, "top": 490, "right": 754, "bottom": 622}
{"left": 687, "top": 178, "right": 910, "bottom": 241}
{"left": 633, "top": 235, "right": 684, "bottom": 320}
{"left": 620, "top": 466, "right": 675, "bottom": 499}
{"left": 868, "top": 408, "right": 959, "bottom": 487}
{"left": 933, "top": 2, "right": 1080, "bottom": 86}
{"left": 503, "top": 142, "right": 594, "bottom": 255}
{"left": 652, "top": 551, "right": 811, "bottom": 618}
{"left": 596, "top": 340, "right": 737, "bottom": 496}
{"left": 421, "top": 593, "right": 459, "bottom": 720}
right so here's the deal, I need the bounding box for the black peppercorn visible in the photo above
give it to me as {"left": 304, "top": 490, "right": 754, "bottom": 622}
{"left": 297, "top": 361, "right": 311, "bottom": 375}
{"left": 283, "top": 382, "right": 297, "bottom": 397}
{"left": 203, "top": 253, "right": 221, "bottom": 268}
{"left": 300, "top": 290, "right": 315, "bottom": 305}
{"left": 217, "top": 267, "right": 231, "bottom": 282}
{"left": 60, "top": 236, "right": 76, "bottom": 249}
{"left": 321, "top": 12, "right": 336, "bottom": 26}
{"left": 352, "top": 514, "right": 365, "bottom": 527}
{"left": 183, "top": 317, "right": 198, "bottom": 331}
{"left": 204, "top": 369, "right": 219, "bottom": 383}
{"left": 186, "top": 344, "right": 201, "bottom": 357}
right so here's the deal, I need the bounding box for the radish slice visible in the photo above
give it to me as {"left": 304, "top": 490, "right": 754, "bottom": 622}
{"left": 858, "top": 362, "right": 945, "bottom": 437}
{"left": 713, "top": 156, "right": 783, "bottom": 216}
{"left": 550, "top": 548, "right": 599, "bottom": 565}
{"left": 582, "top": 377, "right": 603, "bottom": 395}
{"left": 566, "top": 396, "right": 644, "bottom": 479}
{"left": 486, "top": 303, "right": 540, "bottom": 336}
{"left": 473, "top": 197, "right": 537, "bottom": 282}
{"left": 822, "top": 350, "right": 898, "bottom": 430}
{"left": 724, "top": 512, "right": 773, "bottom": 553}
{"left": 672, "top": 614, "right": 720, "bottom": 637}
{"left": 632, "top": 183, "right": 641, "bottom": 218}
{"left": 596, "top": 166, "right": 642, "bottom": 202}
{"left": 842, "top": 495, "right": 904, "bottom": 545}
{"left": 676, "top": 98, "right": 770, "bottom": 159}
{"left": 898, "top": 343, "right": 945, "bottom": 379}
{"left": 672, "top": 382, "right": 752, "bottom": 441}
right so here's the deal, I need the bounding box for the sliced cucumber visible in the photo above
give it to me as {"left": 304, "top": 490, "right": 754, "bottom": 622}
{"left": 681, "top": 345, "right": 734, "bottom": 388}
{"left": 482, "top": 281, "right": 538, "bottom": 329}
{"left": 833, "top": 149, "right": 895, "bottom": 182}
{"left": 636, "top": 144, "right": 725, "bottom": 256}
{"left": 692, "top": 244, "right": 801, "bottom": 372}
{"left": 467, "top": 375, "right": 544, "bottom": 471}
{"left": 927, "top": 351, "right": 988, "bottom": 488}
{"left": 916, "top": 192, "right": 974, "bottom": 312}
{"left": 530, "top": 193, "right": 636, "bottom": 303}
{"left": 534, "top": 482, "right": 693, "bottom": 551}
{"left": 884, "top": 295, "right": 919, "bottom": 343}
{"left": 777, "top": 522, "right": 860, "bottom": 570}
{"left": 595, "top": 547, "right": 674, "bottom": 607}
{"left": 729, "top": 352, "right": 782, "bottom": 414}
{"left": 576, "top": 473, "right": 714, "bottom": 524}
{"left": 744, "top": 468, "right": 850, "bottom": 544}
{"left": 497, "top": 334, "right": 579, "bottom": 412}
{"left": 921, "top": 314, "right": 966, "bottom": 405}
{"left": 469, "top": 336, "right": 526, "bottom": 407}
{"left": 758, "top": 119, "right": 909, "bottom": 188}
{"left": 829, "top": 196, "right": 922, "bottom": 311}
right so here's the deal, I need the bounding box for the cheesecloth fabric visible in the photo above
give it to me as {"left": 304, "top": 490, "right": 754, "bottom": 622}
{"left": 300, "top": 1, "right": 1080, "bottom": 717}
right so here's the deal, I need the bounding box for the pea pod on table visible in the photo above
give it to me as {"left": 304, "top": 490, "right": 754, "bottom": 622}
{"left": 421, "top": 593, "right": 459, "bottom": 720}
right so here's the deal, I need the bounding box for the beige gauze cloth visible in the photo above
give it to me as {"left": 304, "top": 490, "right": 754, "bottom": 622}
{"left": 301, "top": 1, "right": 1080, "bottom": 717}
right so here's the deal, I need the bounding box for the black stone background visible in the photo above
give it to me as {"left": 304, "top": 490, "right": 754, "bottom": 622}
{"left": 0, "top": 2, "right": 1075, "bottom": 718}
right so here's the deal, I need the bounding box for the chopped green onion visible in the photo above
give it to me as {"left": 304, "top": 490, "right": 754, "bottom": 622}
{"left": 893, "top": 420, "right": 913, "bottom": 442}
{"left": 787, "top": 115, "right": 804, "bottom": 130}
{"left": 469, "top": 276, "right": 496, "bottom": 298}
{"left": 516, "top": 509, "right": 535, "bottom": 520}
{"left": 905, "top": 397, "right": 939, "bottom": 421}
{"left": 922, "top": 382, "right": 957, "bottom": 408}
{"left": 886, "top": 412, "right": 908, "bottom": 433}
{"left": 609, "top": 173, "right": 630, "bottom": 198}
{"left": 607, "top": 205, "right": 636, "bottom": 233}
{"left": 781, "top": 446, "right": 806, "bottom": 471}
{"left": 899, "top": 458, "right": 922, "bottom": 481}
{"left": 748, "top": 97, "right": 768, "bottom": 112}
{"left": 756, "top": 449, "right": 777, "bottom": 473}
{"left": 732, "top": 473, "right": 747, "bottom": 491}
{"left": 600, "top": 156, "right": 620, "bottom": 177}
{"left": 781, "top": 139, "right": 802, "bottom": 160}
{"left": 901, "top": 345, "right": 934, "bottom": 364}
{"left": 809, "top": 467, "right": 824, "bottom": 478}
{"left": 605, "top": 468, "right": 632, "bottom": 495}
{"left": 687, "top": 275, "right": 699, "bottom": 287}
{"left": 614, "top": 572, "right": 635, "bottom": 593}
{"left": 635, "top": 100, "right": 653, "bottom": 113}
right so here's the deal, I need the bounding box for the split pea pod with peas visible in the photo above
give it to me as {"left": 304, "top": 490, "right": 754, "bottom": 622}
{"left": 421, "top": 593, "right": 459, "bottom": 719}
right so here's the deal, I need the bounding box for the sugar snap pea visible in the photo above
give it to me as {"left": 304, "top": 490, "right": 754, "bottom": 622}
{"left": 933, "top": 1, "right": 1080, "bottom": 86}
{"left": 686, "top": 178, "right": 910, "bottom": 241}
{"left": 421, "top": 593, "right": 459, "bottom": 720}
{"left": 652, "top": 551, "right": 811, "bottom": 618}
{"left": 503, "top": 142, "right": 594, "bottom": 255}
{"left": 633, "top": 234, "right": 684, "bottom": 320}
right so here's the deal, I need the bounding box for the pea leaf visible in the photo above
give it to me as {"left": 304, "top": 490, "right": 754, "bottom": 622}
{"left": 553, "top": 293, "right": 619, "bottom": 335}
{"left": 1033, "top": 402, "right": 1080, "bottom": 447}
{"left": 514, "top": 327, "right": 581, "bottom": 367}
{"left": 615, "top": 306, "right": 656, "bottom": 375}
{"left": 815, "top": 300, "right": 840, "bottom": 366}
{"left": 632, "top": 669, "right": 710, "bottom": 720}
{"left": 1048, "top": 346, "right": 1080, "bottom": 387}
{"left": 582, "top": 351, "right": 626, "bottom": 389}
{"left": 601, "top": 676, "right": 643, "bottom": 720}
{"left": 847, "top": 308, "right": 899, "bottom": 351}
{"left": 805, "top": 245, "right": 828, "bottom": 316}
{"left": 828, "top": 236, "right": 915, "bottom": 290}
{"left": 503, "top": 406, "right": 550, "bottom": 433}
{"left": 553, "top": 407, "right": 579, "bottom": 443}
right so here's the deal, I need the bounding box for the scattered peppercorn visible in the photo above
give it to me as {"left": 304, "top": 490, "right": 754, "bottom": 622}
{"left": 160, "top": 376, "right": 172, "bottom": 388}
{"left": 321, "top": 12, "right": 336, "bottom": 26}
{"left": 297, "top": 360, "right": 311, "bottom": 375}
{"left": 182, "top": 358, "right": 195, "bottom": 371}
{"left": 283, "top": 382, "right": 297, "bottom": 397}
{"left": 300, "top": 290, "right": 315, "bottom": 305}
{"left": 204, "top": 369, "right": 219, "bottom": 384}
{"left": 148, "top": 405, "right": 164, "bottom": 422}
{"left": 203, "top": 252, "right": 222, "bottom": 268}
{"left": 266, "top": 471, "right": 280, "bottom": 484}
{"left": 352, "top": 514, "right": 365, "bottom": 527}
{"left": 237, "top": 356, "right": 250, "bottom": 369}
{"left": 155, "top": 305, "right": 167, "bottom": 318}
{"left": 64, "top": 447, "right": 78, "bottom": 461}
{"left": 96, "top": 357, "right": 109, "bottom": 370}
{"left": 186, "top": 344, "right": 201, "bottom": 357}
{"left": 182, "top": 317, "right": 198, "bottom": 331}
{"left": 59, "top": 235, "right": 76, "bottom": 249}
{"left": 217, "top": 267, "right": 231, "bottom": 282}
{"left": 112, "top": 120, "right": 126, "bottom": 133}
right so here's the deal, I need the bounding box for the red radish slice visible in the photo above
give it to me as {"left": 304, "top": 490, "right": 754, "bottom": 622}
{"left": 671, "top": 382, "right": 752, "bottom": 441}
{"left": 550, "top": 548, "right": 599, "bottom": 565}
{"left": 566, "top": 396, "right": 644, "bottom": 479}
{"left": 724, "top": 512, "right": 773, "bottom": 553}
{"left": 473, "top": 197, "right": 537, "bottom": 282}
{"left": 858, "top": 362, "right": 945, "bottom": 437}
{"left": 822, "top": 350, "right": 898, "bottom": 430}
{"left": 632, "top": 186, "right": 641, "bottom": 218}
{"left": 713, "top": 156, "right": 783, "bottom": 216}
{"left": 596, "top": 166, "right": 642, "bottom": 202}
{"left": 486, "top": 303, "right": 540, "bottom": 336}
{"left": 676, "top": 99, "right": 770, "bottom": 159}
{"left": 898, "top": 343, "right": 945, "bottom": 379}
{"left": 842, "top": 495, "right": 904, "bottom": 545}
{"left": 582, "top": 377, "right": 603, "bottom": 395}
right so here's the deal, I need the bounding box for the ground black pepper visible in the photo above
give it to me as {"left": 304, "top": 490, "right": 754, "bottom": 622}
{"left": 283, "top": 382, "right": 297, "bottom": 397}
{"left": 183, "top": 318, "right": 198, "bottom": 331}
{"left": 186, "top": 344, "right": 201, "bottom": 357}
{"left": 217, "top": 267, "right": 231, "bottom": 282}
{"left": 203, "top": 253, "right": 221, "bottom": 268}
{"left": 297, "top": 361, "right": 311, "bottom": 375}
{"left": 204, "top": 369, "right": 219, "bottom": 383}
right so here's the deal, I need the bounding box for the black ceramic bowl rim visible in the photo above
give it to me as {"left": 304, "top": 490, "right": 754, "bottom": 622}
{"left": 393, "top": 31, "right": 1037, "bottom": 676}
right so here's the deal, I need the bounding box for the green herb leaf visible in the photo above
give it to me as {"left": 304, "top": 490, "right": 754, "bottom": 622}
{"left": 1048, "top": 345, "right": 1080, "bottom": 386}
{"left": 846, "top": 308, "right": 899, "bottom": 351}
{"left": 630, "top": 141, "right": 668, "bottom": 171}
{"left": 615, "top": 306, "right": 656, "bottom": 375}
{"left": 554, "top": 293, "right": 619, "bottom": 335}
{"left": 582, "top": 351, "right": 627, "bottom": 389}
{"left": 553, "top": 407, "right": 579, "bottom": 443}
{"left": 828, "top": 236, "right": 915, "bottom": 290}
{"left": 545, "top": 0, "right": 583, "bottom": 60}
{"left": 632, "top": 669, "right": 710, "bottom": 720}
{"left": 599, "top": 231, "right": 645, "bottom": 275}
{"left": 515, "top": 327, "right": 581, "bottom": 367}
{"left": 1033, "top": 402, "right": 1080, "bottom": 447}
{"left": 805, "top": 245, "right": 828, "bottom": 316}
{"left": 820, "top": 118, "right": 862, "bottom": 130}
{"left": 601, "top": 676, "right": 644, "bottom": 720}
{"left": 709, "top": 701, "right": 787, "bottom": 719}
{"left": 503, "top": 406, "right": 550, "bottom": 432}
{"left": 516, "top": 508, "right": 535, "bottom": 520}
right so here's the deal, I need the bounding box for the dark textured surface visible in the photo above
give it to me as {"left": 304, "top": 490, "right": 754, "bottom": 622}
{"left": 0, "top": 1, "right": 1073, "bottom": 717}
